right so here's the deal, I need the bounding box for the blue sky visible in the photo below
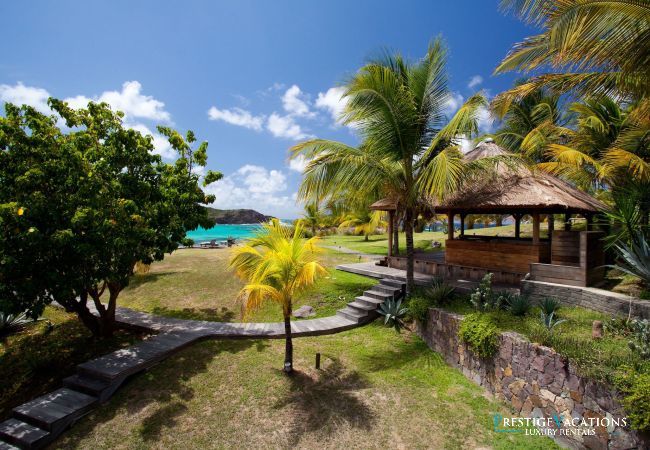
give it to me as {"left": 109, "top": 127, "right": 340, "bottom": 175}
{"left": 0, "top": 0, "right": 534, "bottom": 218}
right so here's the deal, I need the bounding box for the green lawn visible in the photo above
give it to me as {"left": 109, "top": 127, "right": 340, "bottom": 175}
{"left": 55, "top": 324, "right": 556, "bottom": 449}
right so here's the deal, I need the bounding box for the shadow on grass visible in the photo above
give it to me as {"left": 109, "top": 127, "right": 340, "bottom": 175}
{"left": 151, "top": 306, "right": 237, "bottom": 322}
{"left": 58, "top": 339, "right": 269, "bottom": 446}
{"left": 274, "top": 357, "right": 375, "bottom": 446}
{"left": 127, "top": 271, "right": 179, "bottom": 288}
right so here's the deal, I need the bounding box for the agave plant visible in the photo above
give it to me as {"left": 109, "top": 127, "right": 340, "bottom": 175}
{"left": 538, "top": 297, "right": 561, "bottom": 316}
{"left": 506, "top": 294, "right": 532, "bottom": 317}
{"left": 610, "top": 231, "right": 650, "bottom": 286}
{"left": 428, "top": 278, "right": 456, "bottom": 306}
{"left": 0, "top": 311, "right": 32, "bottom": 335}
{"left": 540, "top": 311, "right": 567, "bottom": 330}
{"left": 378, "top": 298, "right": 408, "bottom": 333}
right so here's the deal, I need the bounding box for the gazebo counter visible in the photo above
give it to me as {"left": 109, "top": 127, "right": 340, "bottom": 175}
{"left": 445, "top": 237, "right": 550, "bottom": 275}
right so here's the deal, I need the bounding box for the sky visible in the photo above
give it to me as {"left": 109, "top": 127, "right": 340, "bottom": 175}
{"left": 0, "top": 0, "right": 534, "bottom": 219}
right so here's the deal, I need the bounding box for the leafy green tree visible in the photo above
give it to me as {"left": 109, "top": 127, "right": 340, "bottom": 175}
{"left": 292, "top": 39, "right": 497, "bottom": 292}
{"left": 0, "top": 100, "right": 222, "bottom": 336}
{"left": 229, "top": 220, "right": 326, "bottom": 373}
{"left": 296, "top": 203, "right": 323, "bottom": 236}
{"left": 338, "top": 208, "right": 386, "bottom": 241}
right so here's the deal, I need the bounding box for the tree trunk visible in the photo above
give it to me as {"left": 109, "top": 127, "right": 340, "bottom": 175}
{"left": 405, "top": 207, "right": 415, "bottom": 295}
{"left": 496, "top": 216, "right": 503, "bottom": 227}
{"left": 364, "top": 234, "right": 369, "bottom": 241}
{"left": 283, "top": 309, "right": 293, "bottom": 374}
{"left": 393, "top": 215, "right": 399, "bottom": 256}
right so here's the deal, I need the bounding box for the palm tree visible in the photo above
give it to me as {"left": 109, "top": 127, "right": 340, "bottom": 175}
{"left": 291, "top": 39, "right": 495, "bottom": 292}
{"left": 493, "top": 0, "right": 650, "bottom": 115}
{"left": 493, "top": 82, "right": 569, "bottom": 162}
{"left": 229, "top": 219, "right": 326, "bottom": 373}
{"left": 297, "top": 202, "right": 323, "bottom": 236}
{"left": 339, "top": 208, "right": 386, "bottom": 241}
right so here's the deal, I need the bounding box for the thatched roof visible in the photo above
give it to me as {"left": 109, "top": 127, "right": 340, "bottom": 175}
{"left": 370, "top": 140, "right": 606, "bottom": 214}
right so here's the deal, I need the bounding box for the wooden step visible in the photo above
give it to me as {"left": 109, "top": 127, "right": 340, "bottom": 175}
{"left": 355, "top": 296, "right": 384, "bottom": 308}
{"left": 0, "top": 419, "right": 49, "bottom": 450}
{"left": 372, "top": 284, "right": 402, "bottom": 296}
{"left": 0, "top": 440, "right": 20, "bottom": 450}
{"left": 379, "top": 278, "right": 406, "bottom": 289}
{"left": 13, "top": 388, "right": 97, "bottom": 433}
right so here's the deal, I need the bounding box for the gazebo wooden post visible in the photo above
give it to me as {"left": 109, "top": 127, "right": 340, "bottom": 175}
{"left": 586, "top": 213, "right": 593, "bottom": 230}
{"left": 447, "top": 212, "right": 454, "bottom": 240}
{"left": 547, "top": 213, "right": 555, "bottom": 239}
{"left": 460, "top": 213, "right": 466, "bottom": 237}
{"left": 532, "top": 213, "right": 541, "bottom": 244}
{"left": 565, "top": 213, "right": 572, "bottom": 231}
{"left": 387, "top": 210, "right": 394, "bottom": 257}
{"left": 514, "top": 213, "right": 521, "bottom": 238}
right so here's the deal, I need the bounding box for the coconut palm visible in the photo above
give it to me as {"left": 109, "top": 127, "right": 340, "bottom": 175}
{"left": 229, "top": 219, "right": 326, "bottom": 373}
{"left": 291, "top": 39, "right": 498, "bottom": 292}
{"left": 493, "top": 82, "right": 569, "bottom": 162}
{"left": 297, "top": 203, "right": 323, "bottom": 236}
{"left": 339, "top": 208, "right": 387, "bottom": 241}
{"left": 493, "top": 0, "right": 650, "bottom": 115}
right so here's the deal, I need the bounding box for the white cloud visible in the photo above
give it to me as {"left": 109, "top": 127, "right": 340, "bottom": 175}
{"left": 207, "top": 106, "right": 265, "bottom": 131}
{"left": 266, "top": 112, "right": 312, "bottom": 140}
{"left": 0, "top": 82, "right": 51, "bottom": 113}
{"left": 282, "top": 85, "right": 312, "bottom": 117}
{"left": 64, "top": 81, "right": 171, "bottom": 122}
{"left": 204, "top": 164, "right": 300, "bottom": 218}
{"left": 468, "top": 75, "right": 483, "bottom": 89}
{"left": 477, "top": 106, "right": 494, "bottom": 133}
{"left": 315, "top": 86, "right": 348, "bottom": 124}
{"left": 443, "top": 91, "right": 464, "bottom": 117}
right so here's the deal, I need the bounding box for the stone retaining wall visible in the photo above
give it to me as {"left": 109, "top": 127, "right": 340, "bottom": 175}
{"left": 521, "top": 280, "right": 650, "bottom": 320}
{"left": 416, "top": 308, "right": 648, "bottom": 450}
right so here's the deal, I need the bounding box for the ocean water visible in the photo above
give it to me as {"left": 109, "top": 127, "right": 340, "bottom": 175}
{"left": 186, "top": 224, "right": 262, "bottom": 243}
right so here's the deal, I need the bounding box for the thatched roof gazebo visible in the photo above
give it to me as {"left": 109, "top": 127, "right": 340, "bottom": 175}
{"left": 370, "top": 140, "right": 607, "bottom": 287}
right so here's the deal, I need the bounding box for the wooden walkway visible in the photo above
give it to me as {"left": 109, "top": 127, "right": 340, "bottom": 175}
{"left": 0, "top": 277, "right": 404, "bottom": 449}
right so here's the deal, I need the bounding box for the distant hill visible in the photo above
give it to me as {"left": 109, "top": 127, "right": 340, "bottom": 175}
{"left": 204, "top": 207, "right": 273, "bottom": 225}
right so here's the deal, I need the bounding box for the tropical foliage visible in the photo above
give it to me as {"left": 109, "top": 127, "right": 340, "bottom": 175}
{"left": 377, "top": 298, "right": 408, "bottom": 333}
{"left": 0, "top": 100, "right": 221, "bottom": 336}
{"left": 610, "top": 231, "right": 650, "bottom": 287}
{"left": 229, "top": 219, "right": 326, "bottom": 373}
{"left": 338, "top": 208, "right": 386, "bottom": 241}
{"left": 292, "top": 39, "right": 501, "bottom": 291}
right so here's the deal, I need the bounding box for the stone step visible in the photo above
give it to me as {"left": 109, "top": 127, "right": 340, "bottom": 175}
{"left": 347, "top": 301, "right": 376, "bottom": 311}
{"left": 336, "top": 307, "right": 367, "bottom": 323}
{"left": 0, "top": 440, "right": 20, "bottom": 450}
{"left": 379, "top": 278, "right": 406, "bottom": 289}
{"left": 0, "top": 419, "right": 50, "bottom": 450}
{"left": 13, "top": 388, "right": 97, "bottom": 433}
{"left": 355, "top": 296, "right": 384, "bottom": 308}
{"left": 364, "top": 290, "right": 393, "bottom": 301}
{"left": 62, "top": 374, "right": 112, "bottom": 401}
{"left": 372, "top": 284, "right": 402, "bottom": 296}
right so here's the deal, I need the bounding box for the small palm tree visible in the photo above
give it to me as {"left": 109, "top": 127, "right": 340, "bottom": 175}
{"left": 339, "top": 209, "right": 386, "bottom": 241}
{"left": 229, "top": 219, "right": 326, "bottom": 373}
{"left": 297, "top": 203, "right": 323, "bottom": 236}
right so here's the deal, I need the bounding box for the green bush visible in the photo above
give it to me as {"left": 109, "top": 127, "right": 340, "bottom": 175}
{"left": 406, "top": 296, "right": 431, "bottom": 323}
{"left": 538, "top": 297, "right": 562, "bottom": 316}
{"left": 505, "top": 294, "right": 531, "bottom": 316}
{"left": 629, "top": 319, "right": 650, "bottom": 359}
{"left": 614, "top": 366, "right": 650, "bottom": 432}
{"left": 458, "top": 313, "right": 500, "bottom": 358}
{"left": 428, "top": 279, "right": 456, "bottom": 306}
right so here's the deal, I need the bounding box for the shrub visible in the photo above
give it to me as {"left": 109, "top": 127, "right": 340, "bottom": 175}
{"left": 614, "top": 367, "right": 650, "bottom": 432}
{"left": 458, "top": 313, "right": 500, "bottom": 358}
{"left": 538, "top": 297, "right": 562, "bottom": 316}
{"left": 629, "top": 319, "right": 650, "bottom": 359}
{"left": 604, "top": 316, "right": 634, "bottom": 337}
{"left": 506, "top": 294, "right": 532, "bottom": 316}
{"left": 406, "top": 296, "right": 430, "bottom": 323}
{"left": 469, "top": 273, "right": 502, "bottom": 311}
{"left": 610, "top": 231, "right": 650, "bottom": 287}
{"left": 428, "top": 279, "right": 456, "bottom": 306}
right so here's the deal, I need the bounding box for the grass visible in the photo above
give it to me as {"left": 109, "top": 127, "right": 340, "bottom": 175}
{"left": 442, "top": 296, "right": 641, "bottom": 383}
{"left": 55, "top": 323, "right": 557, "bottom": 449}
{"left": 0, "top": 307, "right": 146, "bottom": 420}
{"left": 119, "top": 247, "right": 375, "bottom": 323}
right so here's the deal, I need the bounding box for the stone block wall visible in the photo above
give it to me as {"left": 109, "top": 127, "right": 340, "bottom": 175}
{"left": 417, "top": 308, "right": 647, "bottom": 450}
{"left": 521, "top": 280, "right": 650, "bottom": 320}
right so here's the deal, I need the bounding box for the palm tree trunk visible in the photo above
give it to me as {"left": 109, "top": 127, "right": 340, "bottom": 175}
{"left": 405, "top": 207, "right": 415, "bottom": 294}
{"left": 283, "top": 312, "right": 293, "bottom": 373}
{"left": 393, "top": 214, "right": 399, "bottom": 256}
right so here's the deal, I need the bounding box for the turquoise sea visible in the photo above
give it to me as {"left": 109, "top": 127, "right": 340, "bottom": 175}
{"left": 186, "top": 224, "right": 262, "bottom": 244}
